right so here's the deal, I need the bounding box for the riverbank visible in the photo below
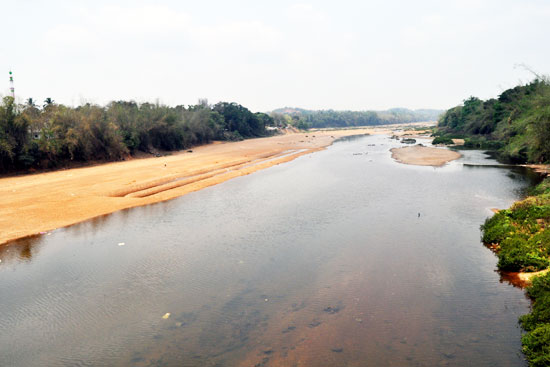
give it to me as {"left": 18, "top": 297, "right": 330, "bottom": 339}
{"left": 2, "top": 127, "right": 407, "bottom": 246}
{"left": 481, "top": 176, "right": 550, "bottom": 365}
{"left": 390, "top": 145, "right": 462, "bottom": 166}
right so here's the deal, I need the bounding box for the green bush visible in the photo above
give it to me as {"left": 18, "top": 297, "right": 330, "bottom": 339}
{"left": 498, "top": 236, "right": 549, "bottom": 271}
{"left": 531, "top": 178, "right": 550, "bottom": 196}
{"left": 481, "top": 211, "right": 513, "bottom": 244}
{"left": 521, "top": 293, "right": 550, "bottom": 331}
{"left": 480, "top": 175, "right": 550, "bottom": 364}
{"left": 533, "top": 230, "right": 550, "bottom": 253}
{"left": 432, "top": 136, "right": 454, "bottom": 145}
{"left": 521, "top": 323, "right": 550, "bottom": 367}
{"left": 520, "top": 273, "right": 550, "bottom": 366}
{"left": 527, "top": 272, "right": 550, "bottom": 299}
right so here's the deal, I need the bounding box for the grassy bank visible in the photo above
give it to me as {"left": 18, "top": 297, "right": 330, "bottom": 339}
{"left": 481, "top": 177, "right": 550, "bottom": 365}
{"left": 482, "top": 178, "right": 550, "bottom": 272}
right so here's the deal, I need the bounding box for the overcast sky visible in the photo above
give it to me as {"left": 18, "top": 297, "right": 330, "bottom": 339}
{"left": 2, "top": 0, "right": 549, "bottom": 112}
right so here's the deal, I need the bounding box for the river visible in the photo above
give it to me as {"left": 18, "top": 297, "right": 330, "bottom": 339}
{"left": 0, "top": 134, "right": 539, "bottom": 366}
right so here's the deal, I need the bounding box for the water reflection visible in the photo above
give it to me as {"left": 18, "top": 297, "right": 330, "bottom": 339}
{"left": 0, "top": 235, "right": 44, "bottom": 264}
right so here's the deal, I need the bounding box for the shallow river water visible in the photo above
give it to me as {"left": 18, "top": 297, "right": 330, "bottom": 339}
{"left": 0, "top": 135, "right": 540, "bottom": 366}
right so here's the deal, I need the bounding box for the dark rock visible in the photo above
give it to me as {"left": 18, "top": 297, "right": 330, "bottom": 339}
{"left": 282, "top": 326, "right": 296, "bottom": 333}
{"left": 323, "top": 306, "right": 340, "bottom": 314}
{"left": 308, "top": 320, "right": 322, "bottom": 328}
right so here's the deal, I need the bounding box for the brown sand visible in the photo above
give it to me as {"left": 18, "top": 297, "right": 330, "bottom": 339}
{"left": 1, "top": 127, "right": 403, "bottom": 245}
{"left": 390, "top": 145, "right": 461, "bottom": 167}
{"left": 518, "top": 269, "right": 550, "bottom": 284}
{"left": 500, "top": 269, "right": 550, "bottom": 288}
{"left": 524, "top": 164, "right": 550, "bottom": 176}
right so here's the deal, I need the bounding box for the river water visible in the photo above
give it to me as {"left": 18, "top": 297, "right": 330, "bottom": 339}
{"left": 0, "top": 134, "right": 539, "bottom": 366}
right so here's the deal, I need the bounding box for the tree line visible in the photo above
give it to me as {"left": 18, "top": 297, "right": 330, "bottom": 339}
{"left": 0, "top": 98, "right": 277, "bottom": 173}
{"left": 1, "top": 95, "right": 446, "bottom": 174}
{"left": 271, "top": 107, "right": 443, "bottom": 129}
{"left": 436, "top": 78, "right": 550, "bottom": 163}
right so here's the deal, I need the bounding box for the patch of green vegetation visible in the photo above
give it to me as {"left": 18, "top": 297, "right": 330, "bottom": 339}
{"left": 521, "top": 273, "right": 550, "bottom": 366}
{"left": 481, "top": 183, "right": 550, "bottom": 272}
{"left": 482, "top": 177, "right": 550, "bottom": 365}
{"left": 432, "top": 136, "right": 454, "bottom": 145}
{"left": 531, "top": 179, "right": 550, "bottom": 197}
{"left": 438, "top": 78, "right": 550, "bottom": 164}
{"left": 431, "top": 129, "right": 464, "bottom": 139}
{"left": 498, "top": 236, "right": 549, "bottom": 272}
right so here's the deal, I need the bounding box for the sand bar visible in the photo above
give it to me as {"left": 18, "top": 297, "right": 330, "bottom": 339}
{"left": 391, "top": 145, "right": 461, "bottom": 167}
{"left": 1, "top": 127, "right": 406, "bottom": 245}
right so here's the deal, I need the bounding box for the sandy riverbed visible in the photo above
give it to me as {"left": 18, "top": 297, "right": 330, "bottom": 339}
{"left": 0, "top": 124, "right": 454, "bottom": 245}
{"left": 390, "top": 145, "right": 461, "bottom": 167}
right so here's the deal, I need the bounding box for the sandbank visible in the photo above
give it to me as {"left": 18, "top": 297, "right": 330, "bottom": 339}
{"left": 390, "top": 145, "right": 461, "bottom": 167}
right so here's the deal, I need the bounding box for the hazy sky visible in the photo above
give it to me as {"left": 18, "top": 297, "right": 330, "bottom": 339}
{"left": 2, "top": 0, "right": 549, "bottom": 112}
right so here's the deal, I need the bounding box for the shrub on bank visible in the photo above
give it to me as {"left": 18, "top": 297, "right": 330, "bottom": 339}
{"left": 481, "top": 178, "right": 550, "bottom": 366}
{"left": 481, "top": 179, "right": 550, "bottom": 272}
{"left": 521, "top": 323, "right": 550, "bottom": 367}
{"left": 521, "top": 273, "right": 550, "bottom": 366}
{"left": 498, "top": 236, "right": 549, "bottom": 272}
{"left": 531, "top": 180, "right": 550, "bottom": 196}
{"left": 481, "top": 211, "right": 513, "bottom": 244}
{"left": 527, "top": 272, "right": 550, "bottom": 300}
{"left": 432, "top": 136, "right": 454, "bottom": 145}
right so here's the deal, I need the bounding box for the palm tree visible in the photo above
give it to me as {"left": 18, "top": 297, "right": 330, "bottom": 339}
{"left": 26, "top": 98, "right": 37, "bottom": 108}
{"left": 43, "top": 97, "right": 54, "bottom": 108}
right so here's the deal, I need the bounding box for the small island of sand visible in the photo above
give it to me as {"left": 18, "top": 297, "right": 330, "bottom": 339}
{"left": 390, "top": 145, "right": 461, "bottom": 167}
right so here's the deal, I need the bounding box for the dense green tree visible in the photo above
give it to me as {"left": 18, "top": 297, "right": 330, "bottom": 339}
{"left": 0, "top": 97, "right": 30, "bottom": 170}
{"left": 437, "top": 78, "right": 550, "bottom": 164}
{"left": 0, "top": 97, "right": 276, "bottom": 174}
{"left": 213, "top": 102, "right": 266, "bottom": 138}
